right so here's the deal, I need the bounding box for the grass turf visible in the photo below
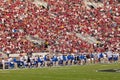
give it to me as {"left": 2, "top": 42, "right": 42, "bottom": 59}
{"left": 0, "top": 63, "right": 120, "bottom": 80}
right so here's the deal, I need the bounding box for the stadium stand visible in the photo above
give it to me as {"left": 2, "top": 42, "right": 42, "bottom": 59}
{"left": 0, "top": 0, "right": 119, "bottom": 56}
{"left": 0, "top": 0, "right": 120, "bottom": 69}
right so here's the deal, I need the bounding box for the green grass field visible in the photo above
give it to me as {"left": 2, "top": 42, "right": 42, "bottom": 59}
{"left": 0, "top": 63, "right": 120, "bottom": 80}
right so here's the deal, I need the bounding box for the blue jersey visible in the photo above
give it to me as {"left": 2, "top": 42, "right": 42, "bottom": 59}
{"left": 67, "top": 55, "right": 71, "bottom": 60}
{"left": 90, "top": 54, "right": 94, "bottom": 58}
{"left": 79, "top": 54, "right": 84, "bottom": 60}
{"left": 38, "top": 57, "right": 41, "bottom": 63}
{"left": 113, "top": 54, "right": 118, "bottom": 61}
{"left": 63, "top": 55, "right": 67, "bottom": 61}
{"left": 52, "top": 56, "right": 58, "bottom": 62}
{"left": 99, "top": 53, "right": 103, "bottom": 58}
{"left": 44, "top": 55, "right": 47, "bottom": 61}
{"left": 71, "top": 55, "right": 74, "bottom": 60}
{"left": 13, "top": 58, "right": 17, "bottom": 63}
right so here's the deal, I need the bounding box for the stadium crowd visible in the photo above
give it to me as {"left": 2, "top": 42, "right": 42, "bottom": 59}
{"left": 0, "top": 0, "right": 120, "bottom": 62}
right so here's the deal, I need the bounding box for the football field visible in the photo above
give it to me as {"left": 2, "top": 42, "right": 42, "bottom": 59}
{"left": 0, "top": 63, "right": 120, "bottom": 80}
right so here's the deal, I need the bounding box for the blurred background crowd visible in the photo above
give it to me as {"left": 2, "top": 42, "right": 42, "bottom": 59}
{"left": 0, "top": 0, "right": 119, "bottom": 58}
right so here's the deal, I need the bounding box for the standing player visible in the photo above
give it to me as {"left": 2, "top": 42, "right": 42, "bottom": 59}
{"left": 2, "top": 58, "right": 5, "bottom": 70}
{"left": 106, "top": 49, "right": 113, "bottom": 63}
